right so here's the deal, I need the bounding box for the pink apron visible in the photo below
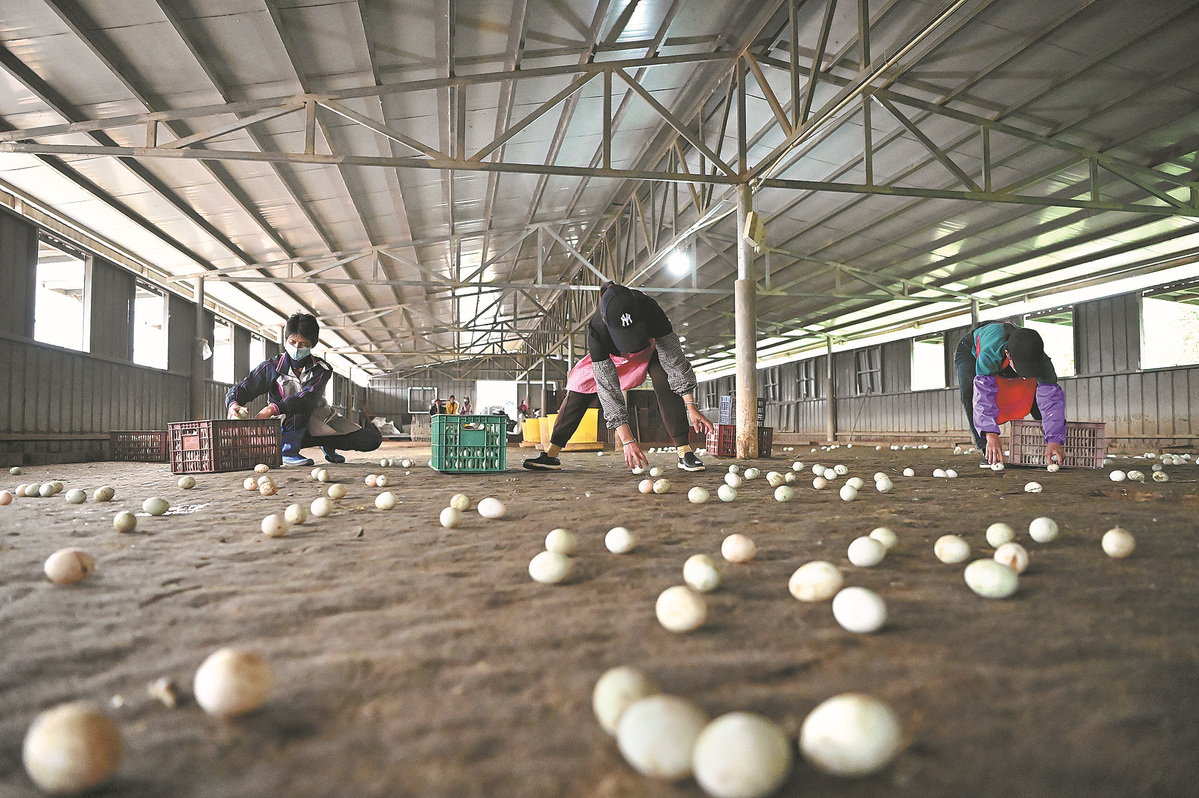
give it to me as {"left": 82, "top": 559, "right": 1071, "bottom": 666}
{"left": 565, "top": 341, "right": 656, "bottom": 394}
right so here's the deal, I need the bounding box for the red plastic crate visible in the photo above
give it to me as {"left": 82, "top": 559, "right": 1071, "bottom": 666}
{"left": 110, "top": 430, "right": 168, "bottom": 462}
{"left": 1007, "top": 419, "right": 1106, "bottom": 468}
{"left": 169, "top": 419, "right": 282, "bottom": 474}
{"left": 705, "top": 425, "right": 773, "bottom": 458}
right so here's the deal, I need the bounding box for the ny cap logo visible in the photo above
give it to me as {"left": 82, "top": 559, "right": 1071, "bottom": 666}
{"left": 620, "top": 313, "right": 633, "bottom": 327}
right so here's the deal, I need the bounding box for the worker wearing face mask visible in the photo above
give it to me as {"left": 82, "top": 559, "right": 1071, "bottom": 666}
{"left": 226, "top": 312, "right": 382, "bottom": 466}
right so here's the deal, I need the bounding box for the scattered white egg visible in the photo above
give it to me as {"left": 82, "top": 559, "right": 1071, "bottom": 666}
{"left": 22, "top": 702, "right": 122, "bottom": 795}
{"left": 606, "top": 527, "right": 637, "bottom": 553}
{"left": 528, "top": 550, "right": 572, "bottom": 584}
{"left": 1024, "top": 481, "right": 1043, "bottom": 494}
{"left": 934, "top": 535, "right": 971, "bottom": 564}
{"left": 478, "top": 497, "right": 507, "bottom": 518}
{"left": 933, "top": 468, "right": 947, "bottom": 478}
{"left": 766, "top": 471, "right": 785, "bottom": 488}
{"left": 44, "top": 548, "right": 96, "bottom": 585}
{"left": 985, "top": 522, "right": 1015, "bottom": 547}
{"left": 93, "top": 486, "right": 115, "bottom": 502}
{"left": 375, "top": 475, "right": 390, "bottom": 488}
{"left": 616, "top": 695, "right": 709, "bottom": 779}
{"left": 311, "top": 497, "right": 333, "bottom": 517}
{"left": 946, "top": 469, "right": 958, "bottom": 478}
{"left": 770, "top": 485, "right": 793, "bottom": 503}
{"left": 693, "top": 712, "right": 793, "bottom": 798}
{"left": 439, "top": 507, "right": 462, "bottom": 528}
{"left": 1102, "top": 527, "right": 1135, "bottom": 558}
{"left": 789, "top": 561, "right": 843, "bottom": 601}
{"left": 38, "top": 483, "right": 56, "bottom": 498}
{"left": 1153, "top": 471, "right": 1169, "bottom": 483}
{"left": 683, "top": 554, "right": 722, "bottom": 592}
{"left": 688, "top": 486, "right": 710, "bottom": 504}
{"left": 993, "top": 542, "right": 1029, "bottom": 574}
{"left": 791, "top": 461, "right": 805, "bottom": 472}
{"left": 142, "top": 497, "right": 169, "bottom": 516}
{"left": 592, "top": 666, "right": 660, "bottom": 735}
{"left": 831, "top": 586, "right": 887, "bottom": 633}
{"left": 631, "top": 466, "right": 646, "bottom": 475}
{"left": 743, "top": 468, "right": 761, "bottom": 480}
{"left": 0, "top": 490, "right": 12, "bottom": 506}
{"left": 1047, "top": 463, "right": 1060, "bottom": 473}
{"left": 812, "top": 476, "right": 828, "bottom": 490}
{"left": 649, "top": 466, "right": 664, "bottom": 478}
{"left": 875, "top": 477, "right": 893, "bottom": 493}
{"left": 847, "top": 536, "right": 886, "bottom": 567}
{"left": 721, "top": 534, "right": 756, "bottom": 563}
{"left": 652, "top": 479, "right": 672, "bottom": 494}
{"left": 724, "top": 473, "right": 743, "bottom": 489}
{"left": 545, "top": 528, "right": 577, "bottom": 555}
{"left": 964, "top": 559, "right": 1019, "bottom": 598}
{"left": 833, "top": 464, "right": 848, "bottom": 476}
{"left": 784, "top": 472, "right": 796, "bottom": 484}
{"left": 327, "top": 483, "right": 347, "bottom": 500}
{"left": 717, "top": 484, "right": 738, "bottom": 502}
{"left": 315, "top": 469, "right": 330, "bottom": 483}
{"left": 253, "top": 463, "right": 269, "bottom": 474}
{"left": 869, "top": 527, "right": 898, "bottom": 551}
{"left": 638, "top": 479, "right": 654, "bottom": 494}
{"left": 1029, "top": 516, "right": 1059, "bottom": 543}
{"left": 113, "top": 512, "right": 137, "bottom": 533}
{"left": 374, "top": 492, "right": 397, "bottom": 510}
{"left": 65, "top": 489, "right": 86, "bottom": 504}
{"left": 9, "top": 466, "right": 22, "bottom": 475}
{"left": 261, "top": 514, "right": 290, "bottom": 538}
{"left": 365, "top": 474, "right": 378, "bottom": 487}
{"left": 193, "top": 648, "right": 271, "bottom": 718}
{"left": 991, "top": 462, "right": 1005, "bottom": 472}
{"left": 799, "top": 693, "right": 902, "bottom": 777}
{"left": 839, "top": 484, "right": 858, "bottom": 502}
{"left": 655, "top": 586, "right": 707, "bottom": 633}
{"left": 258, "top": 480, "right": 278, "bottom": 497}
{"left": 450, "top": 493, "right": 470, "bottom": 511}
{"left": 902, "top": 468, "right": 915, "bottom": 477}
{"left": 284, "top": 504, "right": 307, "bottom": 525}
{"left": 728, "top": 465, "right": 741, "bottom": 474}
{"left": 401, "top": 459, "right": 412, "bottom": 468}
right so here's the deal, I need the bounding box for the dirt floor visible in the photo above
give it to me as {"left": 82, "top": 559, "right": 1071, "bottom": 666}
{"left": 1, "top": 441, "right": 1198, "bottom": 798}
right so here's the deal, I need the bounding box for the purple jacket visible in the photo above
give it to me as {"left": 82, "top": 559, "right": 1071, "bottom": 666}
{"left": 973, "top": 377, "right": 1066, "bottom": 444}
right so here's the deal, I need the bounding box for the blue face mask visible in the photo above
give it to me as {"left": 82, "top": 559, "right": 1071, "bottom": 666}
{"left": 285, "top": 343, "right": 312, "bottom": 361}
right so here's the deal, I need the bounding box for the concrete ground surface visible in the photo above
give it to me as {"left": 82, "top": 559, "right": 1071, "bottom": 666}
{"left": 1, "top": 441, "right": 1197, "bottom": 797}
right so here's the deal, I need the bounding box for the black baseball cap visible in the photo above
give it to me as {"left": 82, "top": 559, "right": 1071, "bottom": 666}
{"left": 1006, "top": 327, "right": 1053, "bottom": 379}
{"left": 600, "top": 283, "right": 650, "bottom": 354}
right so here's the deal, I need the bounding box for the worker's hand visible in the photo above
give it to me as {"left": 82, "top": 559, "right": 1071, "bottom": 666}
{"left": 255, "top": 405, "right": 275, "bottom": 420}
{"left": 227, "top": 404, "right": 245, "bottom": 420}
{"left": 622, "top": 440, "right": 648, "bottom": 469}
{"left": 985, "top": 432, "right": 1005, "bottom": 465}
{"left": 688, "top": 404, "right": 715, "bottom": 435}
{"left": 1045, "top": 442, "right": 1066, "bottom": 466}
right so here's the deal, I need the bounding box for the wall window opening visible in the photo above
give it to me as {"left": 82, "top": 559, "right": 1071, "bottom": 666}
{"left": 132, "top": 282, "right": 168, "bottom": 369}
{"left": 1141, "top": 283, "right": 1199, "bottom": 370}
{"left": 250, "top": 335, "right": 267, "bottom": 367}
{"left": 911, "top": 334, "right": 947, "bottom": 391}
{"left": 212, "top": 319, "right": 234, "bottom": 383}
{"left": 797, "top": 359, "right": 817, "bottom": 399}
{"left": 33, "top": 238, "right": 87, "bottom": 351}
{"left": 1025, "top": 308, "right": 1075, "bottom": 377}
{"left": 855, "top": 347, "right": 882, "bottom": 395}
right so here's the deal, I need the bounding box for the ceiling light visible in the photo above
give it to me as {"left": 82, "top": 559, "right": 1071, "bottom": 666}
{"left": 666, "top": 249, "right": 691, "bottom": 277}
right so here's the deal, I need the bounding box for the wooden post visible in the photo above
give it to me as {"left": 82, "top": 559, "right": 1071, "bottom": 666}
{"left": 734, "top": 183, "right": 758, "bottom": 459}
{"left": 825, "top": 336, "right": 836, "bottom": 443}
{"left": 191, "top": 277, "right": 206, "bottom": 420}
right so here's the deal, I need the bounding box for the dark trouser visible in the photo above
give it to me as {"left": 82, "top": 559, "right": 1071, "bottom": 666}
{"left": 550, "top": 350, "right": 690, "bottom": 448}
{"left": 953, "top": 334, "right": 1040, "bottom": 449}
{"left": 953, "top": 335, "right": 985, "bottom": 449}
{"left": 300, "top": 425, "right": 383, "bottom": 453}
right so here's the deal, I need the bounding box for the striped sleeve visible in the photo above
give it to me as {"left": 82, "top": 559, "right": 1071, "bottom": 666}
{"left": 654, "top": 332, "right": 698, "bottom": 396}
{"left": 591, "top": 358, "right": 629, "bottom": 430}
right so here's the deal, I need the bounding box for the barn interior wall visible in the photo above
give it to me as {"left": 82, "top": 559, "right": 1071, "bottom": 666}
{"left": 0, "top": 214, "right": 271, "bottom": 464}
{"left": 700, "top": 293, "right": 1196, "bottom": 450}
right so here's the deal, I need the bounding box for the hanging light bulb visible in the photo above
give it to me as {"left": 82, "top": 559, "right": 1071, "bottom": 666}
{"left": 666, "top": 248, "right": 691, "bottom": 277}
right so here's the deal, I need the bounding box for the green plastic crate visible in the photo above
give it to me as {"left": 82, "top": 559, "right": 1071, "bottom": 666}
{"left": 430, "top": 414, "right": 507, "bottom": 473}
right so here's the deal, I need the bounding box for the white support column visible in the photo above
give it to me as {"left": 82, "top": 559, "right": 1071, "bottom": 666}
{"left": 734, "top": 183, "right": 758, "bottom": 459}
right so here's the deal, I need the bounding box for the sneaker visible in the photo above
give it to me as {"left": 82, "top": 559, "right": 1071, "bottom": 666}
{"left": 283, "top": 454, "right": 315, "bottom": 467}
{"left": 677, "top": 451, "right": 706, "bottom": 472}
{"left": 323, "top": 448, "right": 346, "bottom": 464}
{"left": 523, "top": 452, "right": 561, "bottom": 471}
{"left": 979, "top": 458, "right": 992, "bottom": 469}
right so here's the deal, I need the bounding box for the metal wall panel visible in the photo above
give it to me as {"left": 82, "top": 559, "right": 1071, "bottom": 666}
{"left": 0, "top": 210, "right": 36, "bottom": 338}
{"left": 86, "top": 256, "right": 134, "bottom": 361}
{"left": 166, "top": 292, "right": 194, "bottom": 373}
{"left": 1076, "top": 294, "right": 1141, "bottom": 375}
